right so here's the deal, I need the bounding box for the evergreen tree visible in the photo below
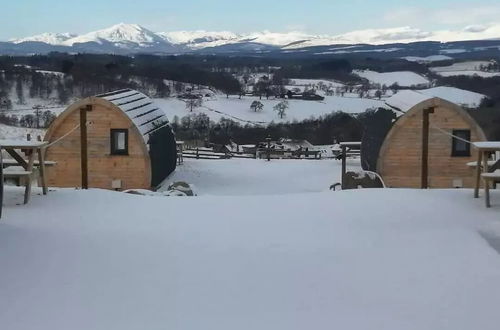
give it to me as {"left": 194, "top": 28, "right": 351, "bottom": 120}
{"left": 16, "top": 75, "right": 25, "bottom": 105}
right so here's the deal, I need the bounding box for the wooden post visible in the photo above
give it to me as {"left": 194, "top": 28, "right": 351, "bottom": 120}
{"left": 421, "top": 107, "right": 434, "bottom": 189}
{"left": 485, "top": 177, "right": 491, "bottom": 208}
{"left": 23, "top": 148, "right": 36, "bottom": 204}
{"left": 80, "top": 105, "right": 91, "bottom": 189}
{"left": 0, "top": 151, "right": 3, "bottom": 219}
{"left": 38, "top": 147, "right": 47, "bottom": 195}
{"left": 474, "top": 150, "right": 483, "bottom": 198}
{"left": 341, "top": 145, "right": 347, "bottom": 190}
{"left": 266, "top": 137, "right": 271, "bottom": 161}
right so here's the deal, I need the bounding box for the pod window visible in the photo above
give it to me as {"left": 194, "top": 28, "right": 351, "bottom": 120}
{"left": 451, "top": 129, "right": 470, "bottom": 157}
{"left": 110, "top": 129, "right": 128, "bottom": 155}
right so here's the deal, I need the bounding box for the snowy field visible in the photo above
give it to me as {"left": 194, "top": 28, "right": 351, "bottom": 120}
{"left": 288, "top": 78, "right": 345, "bottom": 88}
{"left": 353, "top": 69, "right": 430, "bottom": 87}
{"left": 1, "top": 183, "right": 500, "bottom": 330}
{"left": 430, "top": 61, "right": 500, "bottom": 78}
{"left": 155, "top": 95, "right": 386, "bottom": 125}
{"left": 160, "top": 158, "right": 358, "bottom": 195}
{"left": 0, "top": 123, "right": 45, "bottom": 140}
{"left": 6, "top": 93, "right": 385, "bottom": 128}
{"left": 402, "top": 55, "right": 453, "bottom": 63}
{"left": 432, "top": 70, "right": 500, "bottom": 78}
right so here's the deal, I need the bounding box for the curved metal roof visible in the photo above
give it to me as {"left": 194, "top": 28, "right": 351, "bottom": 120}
{"left": 97, "top": 89, "right": 170, "bottom": 143}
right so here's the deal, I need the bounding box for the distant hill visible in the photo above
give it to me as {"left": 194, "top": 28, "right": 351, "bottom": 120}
{"left": 3, "top": 23, "right": 500, "bottom": 57}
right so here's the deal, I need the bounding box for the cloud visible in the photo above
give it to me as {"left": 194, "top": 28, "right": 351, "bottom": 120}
{"left": 370, "top": 27, "right": 432, "bottom": 42}
{"left": 384, "top": 4, "right": 500, "bottom": 27}
{"left": 286, "top": 23, "right": 500, "bottom": 48}
{"left": 383, "top": 7, "right": 424, "bottom": 25}
{"left": 463, "top": 25, "right": 488, "bottom": 33}
{"left": 284, "top": 24, "right": 307, "bottom": 32}
{"left": 435, "top": 6, "right": 500, "bottom": 25}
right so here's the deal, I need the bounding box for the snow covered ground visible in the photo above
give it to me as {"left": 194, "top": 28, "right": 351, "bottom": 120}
{"left": 430, "top": 61, "right": 500, "bottom": 78}
{"left": 160, "top": 158, "right": 357, "bottom": 195}
{"left": 353, "top": 70, "right": 430, "bottom": 87}
{"left": 155, "top": 95, "right": 386, "bottom": 125}
{"left": 0, "top": 123, "right": 45, "bottom": 140}
{"left": 9, "top": 99, "right": 67, "bottom": 116}
{"left": 433, "top": 70, "right": 500, "bottom": 78}
{"left": 402, "top": 55, "right": 453, "bottom": 63}
{"left": 1, "top": 182, "right": 500, "bottom": 330}
{"left": 287, "top": 78, "right": 345, "bottom": 88}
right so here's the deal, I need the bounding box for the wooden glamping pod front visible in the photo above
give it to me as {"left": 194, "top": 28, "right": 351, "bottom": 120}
{"left": 44, "top": 89, "right": 177, "bottom": 190}
{"left": 377, "top": 97, "right": 487, "bottom": 188}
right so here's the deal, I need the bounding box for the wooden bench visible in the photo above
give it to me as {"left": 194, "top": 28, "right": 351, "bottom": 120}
{"left": 482, "top": 170, "right": 500, "bottom": 208}
{"left": 3, "top": 167, "right": 33, "bottom": 204}
{"left": 1, "top": 159, "right": 56, "bottom": 167}
{"left": 467, "top": 160, "right": 498, "bottom": 168}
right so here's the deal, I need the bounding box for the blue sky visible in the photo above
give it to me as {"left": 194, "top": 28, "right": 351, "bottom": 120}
{"left": 3, "top": 0, "right": 500, "bottom": 39}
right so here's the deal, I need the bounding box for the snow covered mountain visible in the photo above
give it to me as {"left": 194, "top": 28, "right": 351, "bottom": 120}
{"left": 157, "top": 30, "right": 240, "bottom": 49}
{"left": 10, "top": 32, "right": 77, "bottom": 45}
{"left": 10, "top": 23, "right": 178, "bottom": 53}
{"left": 63, "top": 23, "right": 166, "bottom": 46}
{"left": 4, "top": 22, "right": 500, "bottom": 55}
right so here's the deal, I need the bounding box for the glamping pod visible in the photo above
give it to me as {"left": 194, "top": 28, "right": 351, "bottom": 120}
{"left": 377, "top": 96, "right": 487, "bottom": 188}
{"left": 44, "top": 89, "right": 177, "bottom": 190}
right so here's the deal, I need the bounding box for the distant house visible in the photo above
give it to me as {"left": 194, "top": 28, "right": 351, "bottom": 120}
{"left": 284, "top": 89, "right": 325, "bottom": 101}
{"left": 177, "top": 93, "right": 202, "bottom": 99}
{"left": 0, "top": 96, "right": 11, "bottom": 110}
{"left": 44, "top": 89, "right": 177, "bottom": 190}
{"left": 301, "top": 93, "right": 325, "bottom": 101}
{"left": 276, "top": 138, "right": 314, "bottom": 151}
{"left": 376, "top": 96, "right": 487, "bottom": 188}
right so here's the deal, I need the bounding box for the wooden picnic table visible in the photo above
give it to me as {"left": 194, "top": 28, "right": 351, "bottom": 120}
{"left": 176, "top": 141, "right": 184, "bottom": 165}
{"left": 0, "top": 139, "right": 49, "bottom": 204}
{"left": 339, "top": 142, "right": 362, "bottom": 190}
{"left": 473, "top": 141, "right": 500, "bottom": 198}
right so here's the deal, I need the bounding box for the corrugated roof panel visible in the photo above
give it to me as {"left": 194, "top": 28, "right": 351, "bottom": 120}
{"left": 102, "top": 90, "right": 140, "bottom": 101}
{"left": 126, "top": 103, "right": 158, "bottom": 118}
{"left": 133, "top": 110, "right": 166, "bottom": 127}
{"left": 97, "top": 89, "right": 170, "bottom": 143}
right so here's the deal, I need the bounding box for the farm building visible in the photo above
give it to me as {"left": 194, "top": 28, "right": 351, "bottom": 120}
{"left": 375, "top": 93, "right": 487, "bottom": 188}
{"left": 44, "top": 89, "right": 177, "bottom": 190}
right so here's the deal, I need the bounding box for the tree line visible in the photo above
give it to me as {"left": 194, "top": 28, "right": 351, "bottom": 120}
{"left": 171, "top": 108, "right": 396, "bottom": 147}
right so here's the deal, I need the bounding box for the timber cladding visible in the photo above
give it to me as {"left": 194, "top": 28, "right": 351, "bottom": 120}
{"left": 44, "top": 98, "right": 151, "bottom": 190}
{"left": 377, "top": 98, "right": 487, "bottom": 188}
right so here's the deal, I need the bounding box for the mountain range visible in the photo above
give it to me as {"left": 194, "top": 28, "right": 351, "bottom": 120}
{"left": 2, "top": 22, "right": 500, "bottom": 56}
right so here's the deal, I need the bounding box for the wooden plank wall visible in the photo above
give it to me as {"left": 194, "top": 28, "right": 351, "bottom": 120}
{"left": 45, "top": 104, "right": 151, "bottom": 190}
{"left": 379, "top": 105, "right": 483, "bottom": 188}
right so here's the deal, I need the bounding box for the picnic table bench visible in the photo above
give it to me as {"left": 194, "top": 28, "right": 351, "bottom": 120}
{"left": 1, "top": 159, "right": 56, "bottom": 167}
{"left": 0, "top": 139, "right": 49, "bottom": 204}
{"left": 466, "top": 160, "right": 499, "bottom": 168}
{"left": 482, "top": 170, "right": 500, "bottom": 208}
{"left": 472, "top": 141, "right": 500, "bottom": 207}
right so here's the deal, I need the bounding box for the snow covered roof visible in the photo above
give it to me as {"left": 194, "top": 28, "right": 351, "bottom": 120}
{"left": 384, "top": 90, "right": 430, "bottom": 113}
{"left": 97, "top": 89, "right": 170, "bottom": 143}
{"left": 385, "top": 87, "right": 485, "bottom": 113}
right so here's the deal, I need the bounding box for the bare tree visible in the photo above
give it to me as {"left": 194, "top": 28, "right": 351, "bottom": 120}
{"left": 41, "top": 110, "right": 57, "bottom": 128}
{"left": 185, "top": 98, "right": 202, "bottom": 112}
{"left": 273, "top": 100, "right": 289, "bottom": 119}
{"left": 250, "top": 100, "right": 264, "bottom": 112}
